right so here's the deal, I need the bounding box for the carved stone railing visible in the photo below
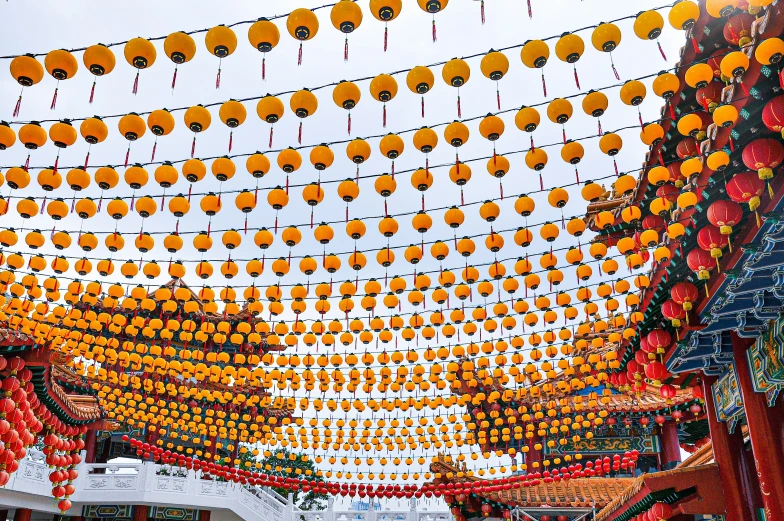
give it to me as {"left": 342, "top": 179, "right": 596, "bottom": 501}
{"left": 0, "top": 453, "right": 451, "bottom": 521}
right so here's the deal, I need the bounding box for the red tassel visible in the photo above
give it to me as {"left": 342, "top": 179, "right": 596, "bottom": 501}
{"left": 191, "top": 136, "right": 196, "bottom": 158}
{"left": 228, "top": 131, "right": 233, "bottom": 153}
{"left": 124, "top": 144, "right": 131, "bottom": 168}
{"left": 562, "top": 127, "right": 567, "bottom": 144}
{"left": 262, "top": 56, "right": 266, "bottom": 80}
{"left": 638, "top": 110, "right": 644, "bottom": 130}
{"left": 480, "top": 0, "right": 485, "bottom": 24}
{"left": 298, "top": 42, "right": 303, "bottom": 66}
{"left": 530, "top": 136, "right": 535, "bottom": 150}
{"left": 612, "top": 63, "right": 620, "bottom": 81}
{"left": 298, "top": 121, "right": 303, "bottom": 144}
{"left": 245, "top": 215, "right": 249, "bottom": 235}
{"left": 384, "top": 199, "right": 388, "bottom": 216}
{"left": 598, "top": 119, "right": 603, "bottom": 136}
{"left": 130, "top": 194, "right": 135, "bottom": 211}
{"left": 659, "top": 150, "right": 665, "bottom": 166}
{"left": 691, "top": 36, "right": 700, "bottom": 54}
{"left": 269, "top": 126, "right": 274, "bottom": 148}
{"left": 345, "top": 205, "right": 349, "bottom": 223}
{"left": 539, "top": 173, "right": 544, "bottom": 190}
{"left": 54, "top": 153, "right": 59, "bottom": 173}
{"left": 132, "top": 71, "right": 139, "bottom": 95}
{"left": 457, "top": 95, "right": 461, "bottom": 118}
{"left": 391, "top": 160, "right": 395, "bottom": 178}
{"left": 541, "top": 71, "right": 547, "bottom": 97}
{"left": 460, "top": 187, "right": 465, "bottom": 206}
{"left": 499, "top": 182, "right": 504, "bottom": 200}
{"left": 40, "top": 196, "right": 47, "bottom": 214}
{"left": 527, "top": 0, "right": 533, "bottom": 18}
{"left": 89, "top": 81, "right": 96, "bottom": 104}
{"left": 344, "top": 37, "right": 349, "bottom": 62}
{"left": 187, "top": 184, "right": 192, "bottom": 203}
{"left": 432, "top": 19, "right": 437, "bottom": 42}
{"left": 384, "top": 25, "right": 388, "bottom": 52}
{"left": 613, "top": 158, "right": 619, "bottom": 176}
{"left": 151, "top": 140, "right": 157, "bottom": 162}
{"left": 575, "top": 168, "right": 580, "bottom": 183}
{"left": 421, "top": 96, "right": 425, "bottom": 118}
{"left": 657, "top": 41, "right": 667, "bottom": 61}
{"left": 172, "top": 66, "right": 178, "bottom": 90}
{"left": 347, "top": 113, "right": 351, "bottom": 135}
{"left": 573, "top": 66, "right": 581, "bottom": 89}
{"left": 215, "top": 66, "right": 221, "bottom": 89}
{"left": 24, "top": 154, "right": 29, "bottom": 171}
{"left": 738, "top": 80, "right": 749, "bottom": 96}
{"left": 496, "top": 86, "right": 501, "bottom": 110}
{"left": 286, "top": 175, "right": 289, "bottom": 194}
{"left": 729, "top": 136, "right": 735, "bottom": 152}
{"left": 668, "top": 101, "right": 676, "bottom": 120}
{"left": 383, "top": 104, "right": 387, "bottom": 127}
{"left": 50, "top": 87, "right": 59, "bottom": 110}
{"left": 84, "top": 152, "right": 90, "bottom": 169}
{"left": 13, "top": 95, "right": 22, "bottom": 118}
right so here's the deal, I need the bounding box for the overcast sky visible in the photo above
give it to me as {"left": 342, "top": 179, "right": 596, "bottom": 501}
{"left": 1, "top": 0, "right": 687, "bottom": 509}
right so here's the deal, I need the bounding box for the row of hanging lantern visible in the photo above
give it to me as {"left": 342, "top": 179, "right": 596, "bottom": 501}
{"left": 6, "top": 2, "right": 721, "bottom": 117}
{"left": 2, "top": 69, "right": 678, "bottom": 168}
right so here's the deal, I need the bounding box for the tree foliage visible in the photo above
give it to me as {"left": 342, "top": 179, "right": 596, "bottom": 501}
{"left": 257, "top": 449, "right": 327, "bottom": 511}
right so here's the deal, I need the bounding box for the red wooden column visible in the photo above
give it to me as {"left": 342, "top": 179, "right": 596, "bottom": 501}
{"left": 659, "top": 419, "right": 681, "bottom": 470}
{"left": 12, "top": 511, "right": 31, "bottom": 521}
{"left": 731, "top": 332, "right": 784, "bottom": 521}
{"left": 199, "top": 511, "right": 211, "bottom": 521}
{"left": 84, "top": 428, "right": 98, "bottom": 463}
{"left": 702, "top": 375, "right": 756, "bottom": 521}
{"left": 132, "top": 505, "right": 149, "bottom": 521}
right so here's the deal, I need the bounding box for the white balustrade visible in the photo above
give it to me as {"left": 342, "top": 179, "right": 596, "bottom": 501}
{"left": 0, "top": 452, "right": 451, "bottom": 521}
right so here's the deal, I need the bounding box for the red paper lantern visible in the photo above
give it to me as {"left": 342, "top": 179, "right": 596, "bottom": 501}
{"left": 706, "top": 49, "right": 725, "bottom": 78}
{"left": 670, "top": 281, "right": 699, "bottom": 312}
{"left": 687, "top": 244, "right": 715, "bottom": 280}
{"left": 676, "top": 137, "right": 699, "bottom": 159}
{"left": 707, "top": 199, "right": 744, "bottom": 251}
{"left": 696, "top": 81, "right": 724, "bottom": 112}
{"left": 742, "top": 138, "right": 784, "bottom": 194}
{"left": 762, "top": 95, "right": 784, "bottom": 138}
{"left": 481, "top": 504, "right": 493, "bottom": 517}
{"left": 646, "top": 329, "right": 671, "bottom": 355}
{"left": 656, "top": 183, "right": 679, "bottom": 203}
{"left": 645, "top": 361, "right": 669, "bottom": 384}
{"left": 723, "top": 12, "right": 755, "bottom": 47}
{"left": 660, "top": 384, "right": 678, "bottom": 404}
{"left": 726, "top": 170, "right": 766, "bottom": 228}
{"left": 649, "top": 502, "right": 672, "bottom": 521}
{"left": 661, "top": 299, "right": 685, "bottom": 330}
{"left": 697, "top": 224, "right": 728, "bottom": 265}
{"left": 642, "top": 214, "right": 666, "bottom": 232}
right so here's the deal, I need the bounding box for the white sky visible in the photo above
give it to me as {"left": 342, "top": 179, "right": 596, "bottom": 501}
{"left": 1, "top": 0, "right": 687, "bottom": 510}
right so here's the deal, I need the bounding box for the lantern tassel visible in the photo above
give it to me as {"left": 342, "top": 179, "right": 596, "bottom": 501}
{"left": 541, "top": 71, "right": 547, "bottom": 97}
{"left": 499, "top": 182, "right": 504, "bottom": 200}
{"left": 344, "top": 36, "right": 349, "bottom": 62}
{"left": 124, "top": 144, "right": 131, "bottom": 168}
{"left": 54, "top": 150, "right": 60, "bottom": 173}
{"left": 657, "top": 41, "right": 667, "bottom": 61}
{"left": 598, "top": 119, "right": 603, "bottom": 136}
{"left": 527, "top": 0, "right": 533, "bottom": 18}
{"left": 457, "top": 94, "right": 461, "bottom": 118}
{"left": 384, "top": 24, "right": 388, "bottom": 52}
{"left": 13, "top": 91, "right": 22, "bottom": 118}
{"left": 172, "top": 66, "right": 178, "bottom": 90}
{"left": 298, "top": 121, "right": 303, "bottom": 144}
{"left": 539, "top": 173, "right": 544, "bottom": 190}
{"left": 573, "top": 66, "right": 581, "bottom": 89}
{"left": 84, "top": 152, "right": 90, "bottom": 170}
{"left": 460, "top": 187, "right": 465, "bottom": 206}
{"left": 132, "top": 71, "right": 139, "bottom": 95}
{"left": 228, "top": 130, "right": 233, "bottom": 153}
{"left": 421, "top": 96, "right": 425, "bottom": 118}
{"left": 347, "top": 112, "right": 351, "bottom": 135}
{"left": 50, "top": 86, "right": 59, "bottom": 110}
{"left": 691, "top": 36, "right": 700, "bottom": 54}
{"left": 613, "top": 158, "right": 619, "bottom": 176}
{"left": 215, "top": 64, "right": 221, "bottom": 89}
{"left": 383, "top": 104, "right": 387, "bottom": 127}
{"left": 262, "top": 55, "right": 266, "bottom": 81}
{"left": 89, "top": 80, "right": 96, "bottom": 104}
{"left": 191, "top": 136, "right": 196, "bottom": 158}
{"left": 298, "top": 42, "right": 303, "bottom": 66}
{"left": 668, "top": 101, "right": 676, "bottom": 120}
{"left": 575, "top": 168, "right": 580, "bottom": 183}
{"left": 769, "top": 182, "right": 774, "bottom": 199}
{"left": 496, "top": 85, "right": 501, "bottom": 110}
{"left": 432, "top": 19, "right": 437, "bottom": 42}
{"left": 755, "top": 211, "right": 761, "bottom": 228}
{"left": 638, "top": 109, "right": 644, "bottom": 130}
{"left": 705, "top": 282, "right": 710, "bottom": 298}
{"left": 269, "top": 126, "right": 274, "bottom": 148}
{"left": 481, "top": 0, "right": 485, "bottom": 24}
{"left": 151, "top": 139, "right": 157, "bottom": 162}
